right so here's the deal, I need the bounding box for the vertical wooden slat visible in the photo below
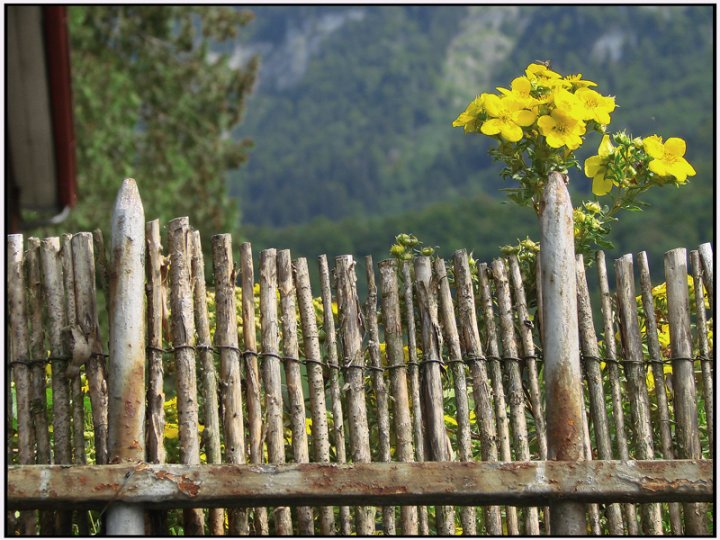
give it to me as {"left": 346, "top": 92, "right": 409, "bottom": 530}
{"left": 539, "top": 173, "right": 587, "bottom": 535}
{"left": 596, "top": 250, "right": 637, "bottom": 534}
{"left": 664, "top": 248, "right": 707, "bottom": 535}
{"left": 167, "top": 218, "right": 204, "bottom": 535}
{"left": 61, "top": 233, "right": 89, "bottom": 535}
{"left": 615, "top": 254, "right": 664, "bottom": 535}
{"left": 144, "top": 220, "right": 167, "bottom": 535}
{"left": 71, "top": 233, "right": 109, "bottom": 467}
{"left": 575, "top": 255, "right": 626, "bottom": 535}
{"left": 295, "top": 257, "right": 336, "bottom": 535}
{"left": 211, "top": 234, "right": 249, "bottom": 535}
{"left": 106, "top": 178, "right": 146, "bottom": 534}
{"left": 638, "top": 251, "right": 683, "bottom": 534}
{"left": 190, "top": 231, "right": 224, "bottom": 535}
{"left": 277, "top": 250, "right": 314, "bottom": 534}
{"left": 335, "top": 254, "right": 376, "bottom": 535}
{"left": 259, "top": 248, "right": 293, "bottom": 535}
{"left": 508, "top": 253, "right": 550, "bottom": 533}
{"left": 239, "top": 242, "right": 269, "bottom": 535}
{"left": 491, "top": 258, "right": 540, "bottom": 535}
{"left": 401, "top": 261, "right": 429, "bottom": 535}
{"left": 40, "top": 237, "right": 73, "bottom": 535}
{"left": 8, "top": 234, "right": 37, "bottom": 536}
{"left": 690, "top": 250, "right": 713, "bottom": 453}
{"left": 433, "top": 257, "right": 476, "bottom": 535}
{"left": 26, "top": 237, "right": 55, "bottom": 534}
{"left": 378, "top": 259, "right": 418, "bottom": 535}
{"left": 580, "top": 407, "right": 601, "bottom": 534}
{"left": 318, "top": 254, "right": 352, "bottom": 535}
{"left": 477, "top": 261, "right": 518, "bottom": 535}
{"left": 92, "top": 229, "right": 110, "bottom": 326}
{"left": 364, "top": 255, "right": 395, "bottom": 535}
{"left": 453, "top": 250, "right": 502, "bottom": 535}
{"left": 413, "top": 256, "right": 455, "bottom": 535}
{"left": 697, "top": 243, "right": 713, "bottom": 312}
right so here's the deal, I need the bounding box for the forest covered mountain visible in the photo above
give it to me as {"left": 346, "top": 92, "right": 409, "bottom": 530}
{"left": 228, "top": 5, "right": 713, "bottom": 265}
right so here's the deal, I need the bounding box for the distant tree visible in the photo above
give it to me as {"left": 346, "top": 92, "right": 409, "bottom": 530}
{"left": 64, "top": 6, "right": 258, "bottom": 236}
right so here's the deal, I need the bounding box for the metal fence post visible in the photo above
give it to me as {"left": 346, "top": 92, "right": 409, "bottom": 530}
{"left": 106, "top": 179, "right": 146, "bottom": 534}
{"left": 540, "top": 172, "right": 587, "bottom": 535}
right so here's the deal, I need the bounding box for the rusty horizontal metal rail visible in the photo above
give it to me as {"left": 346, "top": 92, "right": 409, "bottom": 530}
{"left": 7, "top": 460, "right": 712, "bottom": 510}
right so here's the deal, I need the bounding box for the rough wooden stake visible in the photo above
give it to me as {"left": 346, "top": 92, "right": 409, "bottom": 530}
{"left": 378, "top": 259, "right": 419, "bottom": 535}
{"left": 690, "top": 250, "right": 713, "bottom": 454}
{"left": 318, "top": 254, "right": 352, "bottom": 535}
{"left": 61, "top": 233, "right": 89, "bottom": 535}
{"left": 637, "top": 251, "right": 683, "bottom": 534}
{"left": 335, "top": 255, "right": 376, "bottom": 535}
{"left": 239, "top": 242, "right": 270, "bottom": 535}
{"left": 93, "top": 228, "right": 111, "bottom": 327}
{"left": 167, "top": 217, "right": 204, "bottom": 535}
{"left": 277, "top": 250, "right": 314, "bottom": 534}
{"left": 8, "top": 234, "right": 38, "bottom": 536}
{"left": 452, "top": 250, "right": 502, "bottom": 535}
{"left": 540, "top": 172, "right": 587, "bottom": 535}
{"left": 144, "top": 220, "right": 168, "bottom": 534}
{"left": 697, "top": 243, "right": 713, "bottom": 312}
{"left": 211, "top": 234, "right": 249, "bottom": 535}
{"left": 664, "top": 248, "right": 707, "bottom": 535}
{"left": 364, "top": 255, "right": 396, "bottom": 535}
{"left": 189, "top": 231, "right": 224, "bottom": 535}
{"left": 491, "top": 257, "right": 541, "bottom": 535}
{"left": 433, "top": 257, "right": 476, "bottom": 535}
{"left": 413, "top": 256, "right": 455, "bottom": 535}
{"left": 477, "top": 261, "right": 518, "bottom": 535}
{"left": 575, "top": 255, "right": 625, "bottom": 535}
{"left": 401, "top": 261, "right": 429, "bottom": 535}
{"left": 596, "top": 250, "right": 637, "bottom": 534}
{"left": 259, "top": 249, "right": 293, "bottom": 535}
{"left": 40, "top": 237, "right": 74, "bottom": 535}
{"left": 106, "top": 178, "right": 146, "bottom": 535}
{"left": 71, "top": 233, "right": 110, "bottom": 467}
{"left": 615, "top": 254, "right": 664, "bottom": 535}
{"left": 295, "top": 257, "right": 336, "bottom": 535}
{"left": 26, "top": 238, "right": 55, "bottom": 534}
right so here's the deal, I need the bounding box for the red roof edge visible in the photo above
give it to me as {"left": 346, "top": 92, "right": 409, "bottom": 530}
{"left": 43, "top": 6, "right": 77, "bottom": 209}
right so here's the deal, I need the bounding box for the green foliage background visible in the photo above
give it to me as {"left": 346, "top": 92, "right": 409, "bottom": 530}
{"left": 233, "top": 6, "right": 713, "bottom": 273}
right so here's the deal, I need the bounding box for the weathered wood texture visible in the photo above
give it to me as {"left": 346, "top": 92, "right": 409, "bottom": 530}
{"left": 259, "top": 249, "right": 293, "bottom": 535}
{"left": 9, "top": 460, "right": 713, "bottom": 510}
{"left": 664, "top": 248, "right": 707, "bottom": 535}
{"left": 239, "top": 242, "right": 269, "bottom": 536}
{"left": 596, "top": 250, "right": 638, "bottom": 535}
{"left": 277, "top": 250, "right": 314, "bottom": 534}
{"left": 212, "top": 234, "right": 249, "bottom": 535}
{"left": 690, "top": 249, "right": 713, "bottom": 454}
{"left": 167, "top": 218, "right": 204, "bottom": 535}
{"left": 335, "top": 255, "right": 376, "bottom": 535}
{"left": 318, "top": 254, "right": 352, "bottom": 535}
{"left": 378, "top": 260, "right": 419, "bottom": 536}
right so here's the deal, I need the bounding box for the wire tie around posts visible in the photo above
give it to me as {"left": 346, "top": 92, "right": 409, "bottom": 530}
{"left": 462, "top": 354, "right": 486, "bottom": 364}
{"left": 258, "top": 351, "right": 282, "bottom": 363}
{"left": 171, "top": 344, "right": 196, "bottom": 353}
{"left": 667, "top": 357, "right": 697, "bottom": 364}
{"left": 385, "top": 362, "right": 409, "bottom": 371}
{"left": 502, "top": 356, "right": 523, "bottom": 363}
{"left": 420, "top": 358, "right": 445, "bottom": 367}
{"left": 523, "top": 354, "right": 543, "bottom": 363}
{"left": 214, "top": 345, "right": 242, "bottom": 355}
{"left": 196, "top": 343, "right": 214, "bottom": 354}
{"left": 405, "top": 361, "right": 420, "bottom": 369}
{"left": 444, "top": 358, "right": 467, "bottom": 368}
{"left": 242, "top": 350, "right": 259, "bottom": 360}
{"left": 303, "top": 357, "right": 325, "bottom": 368}
{"left": 281, "top": 355, "right": 304, "bottom": 365}
{"left": 326, "top": 362, "right": 342, "bottom": 370}
{"left": 146, "top": 346, "right": 165, "bottom": 355}
{"left": 484, "top": 355, "right": 502, "bottom": 363}
{"left": 365, "top": 365, "right": 385, "bottom": 373}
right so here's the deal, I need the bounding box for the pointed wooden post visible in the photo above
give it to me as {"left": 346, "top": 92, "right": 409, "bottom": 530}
{"left": 540, "top": 172, "right": 587, "bottom": 535}
{"left": 106, "top": 179, "right": 146, "bottom": 535}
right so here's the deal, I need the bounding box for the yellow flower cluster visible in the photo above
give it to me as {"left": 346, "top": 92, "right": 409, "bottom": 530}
{"left": 584, "top": 133, "right": 696, "bottom": 196}
{"left": 453, "top": 63, "right": 616, "bottom": 149}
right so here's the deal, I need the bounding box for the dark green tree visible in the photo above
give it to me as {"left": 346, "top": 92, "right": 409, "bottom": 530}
{"left": 64, "top": 6, "right": 258, "bottom": 236}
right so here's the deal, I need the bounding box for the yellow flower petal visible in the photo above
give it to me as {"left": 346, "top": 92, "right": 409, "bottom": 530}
{"left": 598, "top": 134, "right": 614, "bottom": 157}
{"left": 643, "top": 135, "right": 664, "bottom": 158}
{"left": 480, "top": 118, "right": 502, "bottom": 136}
{"left": 664, "top": 137, "right": 686, "bottom": 157}
{"left": 584, "top": 155, "right": 604, "bottom": 178}
{"left": 512, "top": 109, "right": 537, "bottom": 127}
{"left": 592, "top": 172, "right": 613, "bottom": 196}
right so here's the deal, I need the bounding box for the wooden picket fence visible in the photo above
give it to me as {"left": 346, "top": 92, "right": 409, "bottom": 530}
{"left": 6, "top": 180, "right": 714, "bottom": 536}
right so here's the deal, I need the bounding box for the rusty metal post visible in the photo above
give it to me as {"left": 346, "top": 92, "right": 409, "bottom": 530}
{"left": 540, "top": 172, "right": 587, "bottom": 535}
{"left": 106, "top": 179, "right": 146, "bottom": 535}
